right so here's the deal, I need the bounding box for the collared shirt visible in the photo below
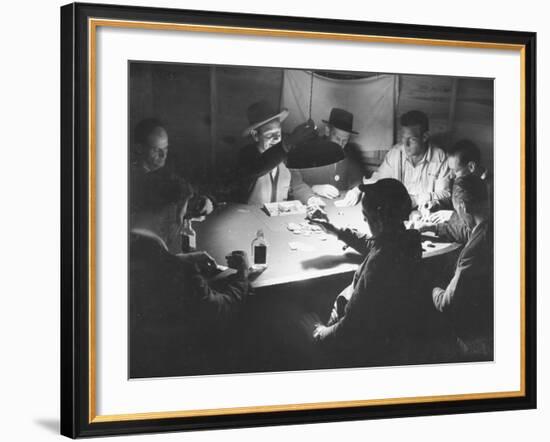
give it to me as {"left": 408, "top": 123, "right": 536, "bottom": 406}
{"left": 367, "top": 143, "right": 451, "bottom": 208}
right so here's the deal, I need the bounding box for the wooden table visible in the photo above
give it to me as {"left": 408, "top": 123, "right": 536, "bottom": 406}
{"left": 195, "top": 202, "right": 461, "bottom": 289}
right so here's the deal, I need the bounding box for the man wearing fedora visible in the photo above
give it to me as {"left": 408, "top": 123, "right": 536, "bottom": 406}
{"left": 236, "top": 100, "right": 315, "bottom": 205}
{"left": 289, "top": 108, "right": 364, "bottom": 206}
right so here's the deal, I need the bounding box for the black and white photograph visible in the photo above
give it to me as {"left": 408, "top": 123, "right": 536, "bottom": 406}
{"left": 0, "top": 0, "right": 544, "bottom": 439}
{"left": 128, "top": 62, "right": 494, "bottom": 379}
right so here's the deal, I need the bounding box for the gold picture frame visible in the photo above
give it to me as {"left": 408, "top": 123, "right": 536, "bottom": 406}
{"left": 61, "top": 2, "right": 536, "bottom": 437}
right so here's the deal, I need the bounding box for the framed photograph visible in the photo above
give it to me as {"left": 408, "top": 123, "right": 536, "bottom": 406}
{"left": 60, "top": 2, "right": 536, "bottom": 438}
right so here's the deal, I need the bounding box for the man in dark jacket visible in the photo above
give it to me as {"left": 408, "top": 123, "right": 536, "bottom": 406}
{"left": 129, "top": 176, "right": 250, "bottom": 378}
{"left": 289, "top": 108, "right": 364, "bottom": 207}
{"left": 310, "top": 179, "right": 422, "bottom": 365}
{"left": 431, "top": 174, "right": 493, "bottom": 359}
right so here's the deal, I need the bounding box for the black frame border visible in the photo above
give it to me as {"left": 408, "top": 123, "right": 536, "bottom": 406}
{"left": 60, "top": 2, "right": 537, "bottom": 438}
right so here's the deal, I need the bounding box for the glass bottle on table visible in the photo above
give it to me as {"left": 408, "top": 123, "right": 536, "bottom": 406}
{"left": 180, "top": 219, "right": 196, "bottom": 253}
{"left": 251, "top": 229, "right": 268, "bottom": 270}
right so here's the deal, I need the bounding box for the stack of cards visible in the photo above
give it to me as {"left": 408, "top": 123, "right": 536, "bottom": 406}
{"left": 287, "top": 221, "right": 324, "bottom": 235}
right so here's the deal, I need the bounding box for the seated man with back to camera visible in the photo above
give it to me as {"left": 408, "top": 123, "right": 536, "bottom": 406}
{"left": 129, "top": 176, "right": 250, "bottom": 377}
{"left": 309, "top": 179, "right": 423, "bottom": 366}
{"left": 431, "top": 174, "right": 493, "bottom": 359}
{"left": 289, "top": 108, "right": 364, "bottom": 208}
{"left": 340, "top": 110, "right": 451, "bottom": 211}
{"left": 417, "top": 139, "right": 493, "bottom": 244}
{"left": 236, "top": 100, "right": 315, "bottom": 205}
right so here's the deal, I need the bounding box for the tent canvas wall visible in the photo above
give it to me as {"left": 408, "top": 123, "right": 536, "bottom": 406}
{"left": 281, "top": 70, "right": 396, "bottom": 170}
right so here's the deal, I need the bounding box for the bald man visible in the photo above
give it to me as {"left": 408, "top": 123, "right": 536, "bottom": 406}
{"left": 130, "top": 118, "right": 214, "bottom": 252}
{"left": 132, "top": 118, "right": 169, "bottom": 175}
{"left": 130, "top": 118, "right": 173, "bottom": 217}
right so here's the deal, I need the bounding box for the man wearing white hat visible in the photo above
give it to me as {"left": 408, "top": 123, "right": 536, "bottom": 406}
{"left": 237, "top": 100, "right": 314, "bottom": 205}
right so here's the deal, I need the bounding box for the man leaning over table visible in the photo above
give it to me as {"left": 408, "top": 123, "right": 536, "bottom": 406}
{"left": 235, "top": 100, "right": 315, "bottom": 206}
{"left": 308, "top": 179, "right": 423, "bottom": 365}
{"left": 340, "top": 110, "right": 452, "bottom": 210}
{"left": 129, "top": 176, "right": 251, "bottom": 377}
{"left": 417, "top": 139, "right": 492, "bottom": 244}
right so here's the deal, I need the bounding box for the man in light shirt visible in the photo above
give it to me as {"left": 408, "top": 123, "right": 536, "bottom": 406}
{"left": 340, "top": 110, "right": 451, "bottom": 210}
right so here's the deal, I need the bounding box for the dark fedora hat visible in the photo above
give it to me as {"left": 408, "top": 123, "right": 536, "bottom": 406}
{"left": 322, "top": 108, "right": 359, "bottom": 135}
{"left": 242, "top": 100, "right": 289, "bottom": 137}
